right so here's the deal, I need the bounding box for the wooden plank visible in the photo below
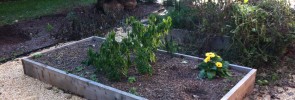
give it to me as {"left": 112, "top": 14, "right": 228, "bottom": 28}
{"left": 221, "top": 69, "right": 257, "bottom": 100}
{"left": 22, "top": 58, "right": 147, "bottom": 100}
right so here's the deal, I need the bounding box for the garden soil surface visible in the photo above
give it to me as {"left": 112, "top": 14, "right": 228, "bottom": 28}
{"left": 31, "top": 38, "right": 246, "bottom": 100}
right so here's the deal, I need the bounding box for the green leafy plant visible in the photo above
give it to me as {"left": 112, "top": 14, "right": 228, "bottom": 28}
{"left": 128, "top": 76, "right": 136, "bottom": 83}
{"left": 86, "top": 15, "right": 172, "bottom": 81}
{"left": 90, "top": 32, "right": 129, "bottom": 81}
{"left": 64, "top": 69, "right": 72, "bottom": 74}
{"left": 32, "top": 53, "right": 42, "bottom": 59}
{"left": 46, "top": 23, "right": 54, "bottom": 32}
{"left": 129, "top": 87, "right": 138, "bottom": 95}
{"left": 198, "top": 52, "right": 231, "bottom": 79}
{"left": 0, "top": 57, "right": 5, "bottom": 62}
{"left": 75, "top": 66, "right": 84, "bottom": 72}
{"left": 257, "top": 79, "right": 269, "bottom": 86}
{"left": 90, "top": 74, "right": 98, "bottom": 82}
{"left": 125, "top": 15, "right": 172, "bottom": 75}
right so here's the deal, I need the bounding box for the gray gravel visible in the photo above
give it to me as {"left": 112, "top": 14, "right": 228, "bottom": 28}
{"left": 0, "top": 59, "right": 84, "bottom": 100}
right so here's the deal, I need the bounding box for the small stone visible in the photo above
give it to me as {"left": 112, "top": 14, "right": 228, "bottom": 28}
{"left": 283, "top": 87, "right": 289, "bottom": 91}
{"left": 270, "top": 94, "right": 279, "bottom": 99}
{"left": 52, "top": 87, "right": 60, "bottom": 93}
{"left": 262, "top": 94, "right": 271, "bottom": 100}
{"left": 276, "top": 87, "right": 284, "bottom": 93}
{"left": 23, "top": 95, "right": 39, "bottom": 100}
{"left": 45, "top": 86, "right": 53, "bottom": 90}
{"left": 191, "top": 65, "right": 198, "bottom": 70}
{"left": 181, "top": 60, "right": 188, "bottom": 64}
{"left": 287, "top": 92, "right": 294, "bottom": 96}
{"left": 243, "top": 96, "right": 250, "bottom": 100}
{"left": 65, "top": 94, "right": 72, "bottom": 99}
{"left": 192, "top": 95, "right": 199, "bottom": 99}
{"left": 260, "top": 86, "right": 269, "bottom": 94}
{"left": 253, "top": 88, "right": 258, "bottom": 92}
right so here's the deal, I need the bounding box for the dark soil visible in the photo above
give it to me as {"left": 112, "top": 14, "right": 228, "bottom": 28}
{"left": 0, "top": 3, "right": 161, "bottom": 62}
{"left": 0, "top": 25, "right": 31, "bottom": 45}
{"left": 0, "top": 15, "right": 63, "bottom": 61}
{"left": 32, "top": 38, "right": 246, "bottom": 100}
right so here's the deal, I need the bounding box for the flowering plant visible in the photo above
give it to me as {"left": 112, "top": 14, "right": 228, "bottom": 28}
{"left": 198, "top": 52, "right": 231, "bottom": 79}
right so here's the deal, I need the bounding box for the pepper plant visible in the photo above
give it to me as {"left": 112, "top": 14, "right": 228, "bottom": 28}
{"left": 198, "top": 52, "right": 231, "bottom": 79}
{"left": 86, "top": 15, "right": 172, "bottom": 81}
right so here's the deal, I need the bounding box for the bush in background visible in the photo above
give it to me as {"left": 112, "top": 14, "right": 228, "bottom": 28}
{"left": 159, "top": 0, "right": 295, "bottom": 68}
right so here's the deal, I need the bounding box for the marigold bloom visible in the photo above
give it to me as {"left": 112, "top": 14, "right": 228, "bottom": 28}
{"left": 244, "top": 0, "right": 249, "bottom": 3}
{"left": 204, "top": 57, "right": 211, "bottom": 63}
{"left": 205, "top": 52, "right": 215, "bottom": 58}
{"left": 216, "top": 62, "right": 222, "bottom": 68}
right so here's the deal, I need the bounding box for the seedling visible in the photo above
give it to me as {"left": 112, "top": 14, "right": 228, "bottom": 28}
{"left": 90, "top": 74, "right": 98, "bottom": 82}
{"left": 0, "top": 58, "right": 4, "bottom": 62}
{"left": 271, "top": 73, "right": 279, "bottom": 81}
{"left": 257, "top": 79, "right": 269, "bottom": 86}
{"left": 128, "top": 76, "right": 136, "bottom": 83}
{"left": 32, "top": 53, "right": 42, "bottom": 59}
{"left": 64, "top": 69, "right": 72, "bottom": 74}
{"left": 46, "top": 23, "right": 54, "bottom": 32}
{"left": 129, "top": 87, "right": 138, "bottom": 95}
{"left": 75, "top": 66, "right": 84, "bottom": 72}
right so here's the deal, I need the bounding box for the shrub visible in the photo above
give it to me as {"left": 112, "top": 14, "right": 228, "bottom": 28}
{"left": 86, "top": 15, "right": 172, "bottom": 81}
{"left": 223, "top": 0, "right": 295, "bottom": 67}
{"left": 161, "top": 0, "right": 295, "bottom": 68}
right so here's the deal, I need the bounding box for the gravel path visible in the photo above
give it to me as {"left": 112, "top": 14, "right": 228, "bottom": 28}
{"left": 0, "top": 59, "right": 84, "bottom": 100}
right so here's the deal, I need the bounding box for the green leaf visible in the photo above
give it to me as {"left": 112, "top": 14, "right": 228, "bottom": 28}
{"left": 206, "top": 71, "right": 216, "bottom": 79}
{"left": 223, "top": 61, "right": 230, "bottom": 68}
{"left": 199, "top": 69, "right": 206, "bottom": 78}
{"left": 225, "top": 71, "right": 232, "bottom": 76}
{"left": 211, "top": 66, "right": 217, "bottom": 71}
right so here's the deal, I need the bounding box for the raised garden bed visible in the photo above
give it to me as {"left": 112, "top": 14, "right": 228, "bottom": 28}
{"left": 22, "top": 36, "right": 256, "bottom": 100}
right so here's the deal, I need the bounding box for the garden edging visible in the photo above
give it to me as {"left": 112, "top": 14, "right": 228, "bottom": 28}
{"left": 22, "top": 36, "right": 256, "bottom": 100}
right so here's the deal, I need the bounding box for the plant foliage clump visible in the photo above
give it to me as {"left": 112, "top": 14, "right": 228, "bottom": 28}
{"left": 159, "top": 0, "right": 295, "bottom": 67}
{"left": 224, "top": 0, "right": 295, "bottom": 67}
{"left": 86, "top": 15, "right": 172, "bottom": 81}
{"left": 198, "top": 52, "right": 231, "bottom": 79}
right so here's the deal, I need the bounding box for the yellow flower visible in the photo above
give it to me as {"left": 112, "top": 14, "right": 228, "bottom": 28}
{"left": 205, "top": 52, "right": 215, "bottom": 58}
{"left": 216, "top": 62, "right": 222, "bottom": 68}
{"left": 244, "top": 0, "right": 248, "bottom": 3}
{"left": 204, "top": 57, "right": 211, "bottom": 63}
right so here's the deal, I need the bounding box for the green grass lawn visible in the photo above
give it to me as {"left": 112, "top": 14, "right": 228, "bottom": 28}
{"left": 0, "top": 0, "right": 97, "bottom": 26}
